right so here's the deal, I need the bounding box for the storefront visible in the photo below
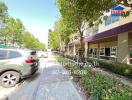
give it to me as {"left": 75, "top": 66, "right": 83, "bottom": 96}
{"left": 84, "top": 22, "right": 132, "bottom": 64}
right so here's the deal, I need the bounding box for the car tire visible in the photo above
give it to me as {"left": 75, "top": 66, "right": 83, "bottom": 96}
{"left": 0, "top": 71, "right": 20, "bottom": 88}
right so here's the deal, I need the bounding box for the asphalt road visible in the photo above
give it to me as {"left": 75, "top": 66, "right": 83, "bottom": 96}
{"left": 1, "top": 52, "right": 85, "bottom": 100}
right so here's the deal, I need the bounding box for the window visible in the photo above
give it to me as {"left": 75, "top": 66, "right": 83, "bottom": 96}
{"left": 99, "top": 47, "right": 117, "bottom": 61}
{"left": 31, "top": 51, "right": 37, "bottom": 55}
{"left": 93, "top": 48, "right": 98, "bottom": 58}
{"left": 89, "top": 48, "right": 98, "bottom": 58}
{"left": 130, "top": 48, "right": 132, "bottom": 58}
{"left": 100, "top": 48, "right": 105, "bottom": 56}
{"left": 105, "top": 48, "right": 110, "bottom": 56}
{"left": 89, "top": 48, "right": 93, "bottom": 57}
{"left": 129, "top": 46, "right": 132, "bottom": 64}
{"left": 8, "top": 51, "right": 22, "bottom": 58}
{"left": 105, "top": 16, "right": 120, "bottom": 26}
{"left": 111, "top": 47, "right": 117, "bottom": 57}
{"left": 105, "top": 16, "right": 111, "bottom": 26}
{"left": 0, "top": 50, "right": 8, "bottom": 59}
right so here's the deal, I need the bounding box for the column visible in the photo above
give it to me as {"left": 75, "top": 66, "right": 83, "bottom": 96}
{"left": 87, "top": 42, "right": 90, "bottom": 58}
{"left": 117, "top": 32, "right": 129, "bottom": 64}
{"left": 84, "top": 42, "right": 88, "bottom": 58}
{"left": 97, "top": 42, "right": 100, "bottom": 59}
{"left": 73, "top": 44, "right": 76, "bottom": 56}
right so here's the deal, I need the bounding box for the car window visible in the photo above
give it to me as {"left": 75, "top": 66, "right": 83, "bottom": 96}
{"left": 31, "top": 51, "right": 37, "bottom": 55}
{"left": 0, "top": 50, "right": 8, "bottom": 59}
{"left": 8, "top": 51, "right": 22, "bottom": 58}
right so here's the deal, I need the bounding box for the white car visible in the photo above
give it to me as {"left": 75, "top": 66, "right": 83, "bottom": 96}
{"left": 37, "top": 51, "right": 48, "bottom": 58}
{"left": 43, "top": 52, "right": 48, "bottom": 58}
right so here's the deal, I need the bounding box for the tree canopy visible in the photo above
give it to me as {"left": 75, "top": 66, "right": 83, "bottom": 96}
{"left": 0, "top": 2, "right": 46, "bottom": 50}
{"left": 0, "top": 2, "right": 8, "bottom": 22}
{"left": 57, "top": 0, "right": 132, "bottom": 46}
{"left": 56, "top": 0, "right": 132, "bottom": 59}
{"left": 49, "top": 18, "right": 75, "bottom": 50}
{"left": 49, "top": 30, "right": 60, "bottom": 49}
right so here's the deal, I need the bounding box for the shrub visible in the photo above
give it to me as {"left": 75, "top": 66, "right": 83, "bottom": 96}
{"left": 56, "top": 55, "right": 132, "bottom": 100}
{"left": 97, "top": 60, "right": 132, "bottom": 78}
{"left": 80, "top": 70, "right": 132, "bottom": 100}
{"left": 87, "top": 59, "right": 100, "bottom": 67}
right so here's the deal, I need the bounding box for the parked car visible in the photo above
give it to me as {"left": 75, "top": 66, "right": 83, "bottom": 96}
{"left": 43, "top": 52, "right": 48, "bottom": 58}
{"left": 37, "top": 51, "right": 48, "bottom": 58}
{"left": 0, "top": 49, "right": 39, "bottom": 88}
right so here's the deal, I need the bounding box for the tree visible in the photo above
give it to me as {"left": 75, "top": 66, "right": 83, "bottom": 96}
{"left": 54, "top": 18, "right": 72, "bottom": 45}
{"left": 57, "top": 0, "right": 88, "bottom": 60}
{"left": 0, "top": 24, "right": 11, "bottom": 45}
{"left": 49, "top": 31, "right": 60, "bottom": 49}
{"left": 0, "top": 2, "right": 46, "bottom": 49}
{"left": 74, "top": 0, "right": 132, "bottom": 19}
{"left": 57, "top": 0, "right": 132, "bottom": 60}
{"left": 1, "top": 16, "right": 24, "bottom": 46}
{"left": 0, "top": 2, "right": 8, "bottom": 22}
{"left": 0, "top": 2, "right": 8, "bottom": 42}
{"left": 49, "top": 19, "right": 73, "bottom": 50}
{"left": 11, "top": 18, "right": 25, "bottom": 45}
{"left": 20, "top": 31, "right": 46, "bottom": 49}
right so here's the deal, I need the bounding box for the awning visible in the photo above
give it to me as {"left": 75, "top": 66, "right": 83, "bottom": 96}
{"left": 68, "top": 22, "right": 132, "bottom": 47}
{"left": 68, "top": 40, "right": 80, "bottom": 46}
{"left": 83, "top": 22, "right": 132, "bottom": 43}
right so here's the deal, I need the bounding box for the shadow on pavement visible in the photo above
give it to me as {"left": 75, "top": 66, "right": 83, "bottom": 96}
{"left": 24, "top": 72, "right": 40, "bottom": 82}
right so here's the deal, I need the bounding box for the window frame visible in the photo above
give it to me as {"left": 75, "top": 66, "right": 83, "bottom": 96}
{"left": 105, "top": 47, "right": 111, "bottom": 56}
{"left": 89, "top": 48, "right": 93, "bottom": 57}
{"left": 110, "top": 46, "right": 117, "bottom": 57}
{"left": 129, "top": 45, "right": 132, "bottom": 64}
{"left": 105, "top": 15, "right": 120, "bottom": 26}
{"left": 0, "top": 50, "right": 10, "bottom": 59}
{"left": 93, "top": 48, "right": 98, "bottom": 58}
{"left": 8, "top": 51, "right": 22, "bottom": 59}
{"left": 89, "top": 48, "right": 98, "bottom": 58}
{"left": 99, "top": 47, "right": 105, "bottom": 56}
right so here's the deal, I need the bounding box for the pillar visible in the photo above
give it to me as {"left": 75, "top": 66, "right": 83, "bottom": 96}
{"left": 97, "top": 42, "right": 100, "bottom": 59}
{"left": 87, "top": 42, "right": 90, "bottom": 58}
{"left": 73, "top": 44, "right": 76, "bottom": 56}
{"left": 84, "top": 42, "right": 88, "bottom": 58}
{"left": 117, "top": 32, "right": 129, "bottom": 64}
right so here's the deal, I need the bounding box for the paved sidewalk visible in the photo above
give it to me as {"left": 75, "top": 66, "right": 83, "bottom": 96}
{"left": 0, "top": 86, "right": 16, "bottom": 100}
{"left": 34, "top": 61, "right": 85, "bottom": 100}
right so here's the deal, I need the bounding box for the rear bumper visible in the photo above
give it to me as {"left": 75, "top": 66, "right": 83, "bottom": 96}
{"left": 21, "top": 64, "right": 38, "bottom": 79}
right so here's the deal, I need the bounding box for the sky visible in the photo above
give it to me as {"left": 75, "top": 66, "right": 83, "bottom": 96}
{"left": 0, "top": 0, "right": 60, "bottom": 47}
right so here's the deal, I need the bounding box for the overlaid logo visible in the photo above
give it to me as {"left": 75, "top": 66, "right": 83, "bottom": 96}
{"left": 111, "top": 5, "right": 125, "bottom": 16}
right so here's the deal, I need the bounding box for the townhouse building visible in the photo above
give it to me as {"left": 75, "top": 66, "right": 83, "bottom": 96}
{"left": 66, "top": 5, "right": 132, "bottom": 64}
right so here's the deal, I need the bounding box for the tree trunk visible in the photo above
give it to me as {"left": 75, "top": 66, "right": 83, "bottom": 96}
{"left": 78, "top": 31, "right": 85, "bottom": 63}
{"left": 12, "top": 38, "right": 15, "bottom": 47}
{"left": 4, "top": 36, "right": 7, "bottom": 46}
{"left": 80, "top": 32, "right": 83, "bottom": 48}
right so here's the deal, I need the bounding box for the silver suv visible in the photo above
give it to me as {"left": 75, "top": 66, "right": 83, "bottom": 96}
{"left": 0, "top": 49, "right": 39, "bottom": 88}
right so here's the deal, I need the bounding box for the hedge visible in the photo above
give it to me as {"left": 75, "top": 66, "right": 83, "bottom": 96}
{"left": 87, "top": 58, "right": 132, "bottom": 78}
{"left": 55, "top": 55, "right": 132, "bottom": 100}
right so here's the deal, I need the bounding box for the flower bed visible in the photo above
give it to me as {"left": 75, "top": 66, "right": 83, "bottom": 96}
{"left": 55, "top": 54, "right": 132, "bottom": 100}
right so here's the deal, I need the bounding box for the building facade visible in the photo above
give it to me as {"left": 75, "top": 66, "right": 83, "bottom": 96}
{"left": 66, "top": 6, "right": 132, "bottom": 64}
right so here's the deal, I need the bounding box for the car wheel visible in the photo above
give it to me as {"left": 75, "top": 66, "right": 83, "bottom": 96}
{"left": 0, "top": 71, "right": 20, "bottom": 88}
